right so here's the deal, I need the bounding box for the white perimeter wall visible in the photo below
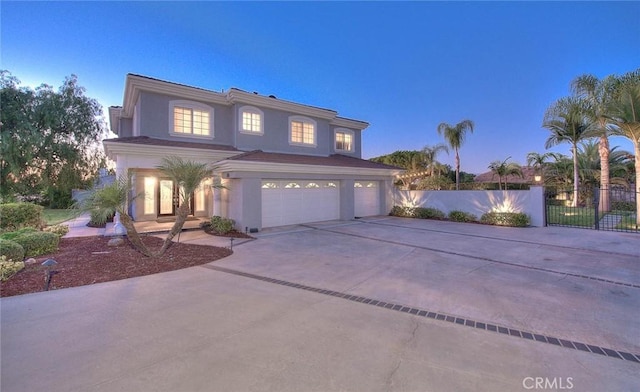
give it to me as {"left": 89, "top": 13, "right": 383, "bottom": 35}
{"left": 392, "top": 187, "right": 545, "bottom": 227}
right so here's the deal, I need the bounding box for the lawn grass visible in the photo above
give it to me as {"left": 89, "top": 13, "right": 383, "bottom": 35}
{"left": 42, "top": 209, "right": 80, "bottom": 226}
{"left": 546, "top": 205, "right": 594, "bottom": 227}
{"left": 616, "top": 215, "right": 639, "bottom": 231}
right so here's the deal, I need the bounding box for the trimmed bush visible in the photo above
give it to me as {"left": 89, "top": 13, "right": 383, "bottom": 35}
{"left": 480, "top": 212, "right": 530, "bottom": 227}
{"left": 0, "top": 203, "right": 44, "bottom": 232}
{"left": 206, "top": 216, "right": 235, "bottom": 234}
{"left": 611, "top": 201, "right": 635, "bottom": 212}
{"left": 0, "top": 227, "right": 39, "bottom": 241}
{"left": 0, "top": 256, "right": 25, "bottom": 281}
{"left": 0, "top": 238, "right": 25, "bottom": 261}
{"left": 10, "top": 231, "right": 60, "bottom": 257}
{"left": 448, "top": 210, "right": 477, "bottom": 223}
{"left": 43, "top": 224, "right": 70, "bottom": 238}
{"left": 389, "top": 206, "right": 445, "bottom": 219}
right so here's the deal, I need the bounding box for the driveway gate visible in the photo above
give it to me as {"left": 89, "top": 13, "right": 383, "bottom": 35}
{"left": 545, "top": 186, "right": 639, "bottom": 233}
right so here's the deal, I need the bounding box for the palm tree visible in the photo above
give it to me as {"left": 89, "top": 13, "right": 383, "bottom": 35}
{"left": 607, "top": 79, "right": 640, "bottom": 225}
{"left": 487, "top": 157, "right": 523, "bottom": 190}
{"left": 571, "top": 74, "right": 617, "bottom": 212}
{"left": 422, "top": 143, "right": 449, "bottom": 176}
{"left": 526, "top": 152, "right": 553, "bottom": 184}
{"left": 437, "top": 119, "right": 474, "bottom": 190}
{"left": 82, "top": 175, "right": 153, "bottom": 257}
{"left": 543, "top": 96, "right": 593, "bottom": 206}
{"left": 155, "top": 156, "right": 215, "bottom": 255}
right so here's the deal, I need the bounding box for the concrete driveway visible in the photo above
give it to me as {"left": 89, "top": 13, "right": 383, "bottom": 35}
{"left": 2, "top": 217, "right": 639, "bottom": 391}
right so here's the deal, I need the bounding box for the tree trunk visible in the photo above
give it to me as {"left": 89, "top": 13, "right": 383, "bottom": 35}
{"left": 155, "top": 202, "right": 190, "bottom": 256}
{"left": 598, "top": 134, "right": 611, "bottom": 213}
{"left": 455, "top": 149, "right": 460, "bottom": 191}
{"left": 119, "top": 212, "right": 153, "bottom": 257}
{"left": 634, "top": 143, "right": 640, "bottom": 226}
{"left": 572, "top": 143, "right": 579, "bottom": 207}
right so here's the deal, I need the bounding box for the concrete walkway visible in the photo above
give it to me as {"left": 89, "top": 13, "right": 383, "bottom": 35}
{"left": 2, "top": 217, "right": 639, "bottom": 391}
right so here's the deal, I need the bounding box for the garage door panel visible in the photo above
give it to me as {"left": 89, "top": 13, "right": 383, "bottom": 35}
{"left": 262, "top": 180, "right": 340, "bottom": 228}
{"left": 355, "top": 181, "right": 380, "bottom": 217}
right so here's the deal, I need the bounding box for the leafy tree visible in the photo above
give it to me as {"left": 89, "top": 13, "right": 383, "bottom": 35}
{"left": 370, "top": 150, "right": 429, "bottom": 189}
{"left": 422, "top": 143, "right": 449, "bottom": 176}
{"left": 0, "top": 71, "right": 107, "bottom": 206}
{"left": 543, "top": 96, "right": 593, "bottom": 206}
{"left": 437, "top": 119, "right": 474, "bottom": 190}
{"left": 526, "top": 152, "right": 554, "bottom": 184}
{"left": 487, "top": 157, "right": 523, "bottom": 190}
{"left": 607, "top": 74, "right": 640, "bottom": 225}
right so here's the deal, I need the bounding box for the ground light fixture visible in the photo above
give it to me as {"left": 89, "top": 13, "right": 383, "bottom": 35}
{"left": 41, "top": 258, "right": 58, "bottom": 291}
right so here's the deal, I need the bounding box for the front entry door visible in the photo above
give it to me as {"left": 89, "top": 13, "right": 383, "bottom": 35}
{"left": 158, "top": 179, "right": 195, "bottom": 217}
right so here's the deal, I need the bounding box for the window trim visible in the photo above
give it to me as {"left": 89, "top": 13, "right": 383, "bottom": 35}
{"left": 168, "top": 100, "right": 214, "bottom": 139}
{"left": 238, "top": 105, "right": 264, "bottom": 135}
{"left": 334, "top": 128, "right": 355, "bottom": 153}
{"left": 288, "top": 115, "right": 317, "bottom": 147}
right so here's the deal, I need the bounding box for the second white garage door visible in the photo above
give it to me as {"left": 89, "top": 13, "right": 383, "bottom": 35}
{"left": 262, "top": 180, "right": 340, "bottom": 228}
{"left": 354, "top": 181, "right": 380, "bottom": 217}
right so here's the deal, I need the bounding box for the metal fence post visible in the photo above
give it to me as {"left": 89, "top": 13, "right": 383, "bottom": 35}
{"left": 594, "top": 186, "right": 600, "bottom": 230}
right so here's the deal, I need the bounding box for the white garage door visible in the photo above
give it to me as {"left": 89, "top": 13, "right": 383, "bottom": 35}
{"left": 354, "top": 181, "right": 380, "bottom": 217}
{"left": 262, "top": 180, "right": 340, "bottom": 228}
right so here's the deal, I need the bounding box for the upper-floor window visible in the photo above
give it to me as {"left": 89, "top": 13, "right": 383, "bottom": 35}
{"left": 289, "top": 116, "right": 316, "bottom": 147}
{"left": 239, "top": 106, "right": 264, "bottom": 135}
{"left": 335, "top": 129, "right": 354, "bottom": 152}
{"left": 169, "top": 100, "right": 213, "bottom": 139}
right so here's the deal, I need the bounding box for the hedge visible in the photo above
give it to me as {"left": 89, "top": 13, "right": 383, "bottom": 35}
{"left": 201, "top": 216, "right": 235, "bottom": 234}
{"left": 8, "top": 231, "right": 60, "bottom": 258}
{"left": 448, "top": 210, "right": 478, "bottom": 223}
{"left": 389, "top": 206, "right": 445, "bottom": 219}
{"left": 0, "top": 256, "right": 25, "bottom": 281}
{"left": 0, "top": 203, "right": 45, "bottom": 232}
{"left": 0, "top": 238, "right": 25, "bottom": 261}
{"left": 480, "top": 212, "right": 530, "bottom": 227}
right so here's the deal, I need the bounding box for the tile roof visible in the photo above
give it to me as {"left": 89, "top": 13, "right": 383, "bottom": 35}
{"left": 102, "top": 136, "right": 239, "bottom": 152}
{"left": 226, "top": 150, "right": 403, "bottom": 170}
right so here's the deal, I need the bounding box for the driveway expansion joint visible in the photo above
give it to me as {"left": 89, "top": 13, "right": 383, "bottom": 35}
{"left": 201, "top": 264, "right": 640, "bottom": 365}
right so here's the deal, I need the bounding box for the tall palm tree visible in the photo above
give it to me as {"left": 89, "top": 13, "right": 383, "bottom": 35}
{"left": 437, "top": 119, "right": 474, "bottom": 190}
{"left": 571, "top": 74, "right": 617, "bottom": 212}
{"left": 543, "top": 96, "right": 593, "bottom": 206}
{"left": 422, "top": 143, "right": 449, "bottom": 176}
{"left": 608, "top": 80, "right": 640, "bottom": 225}
{"left": 487, "top": 157, "right": 523, "bottom": 190}
{"left": 156, "top": 156, "right": 215, "bottom": 255}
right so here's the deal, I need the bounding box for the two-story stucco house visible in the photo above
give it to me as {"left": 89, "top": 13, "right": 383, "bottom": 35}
{"left": 104, "top": 74, "right": 400, "bottom": 231}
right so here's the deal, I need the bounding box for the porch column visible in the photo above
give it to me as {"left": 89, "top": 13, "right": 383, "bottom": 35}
{"left": 212, "top": 176, "right": 222, "bottom": 216}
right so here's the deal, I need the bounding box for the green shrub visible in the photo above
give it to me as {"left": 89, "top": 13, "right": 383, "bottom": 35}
{"left": 207, "top": 216, "right": 235, "bottom": 234}
{"left": 10, "top": 231, "right": 60, "bottom": 257}
{"left": 43, "top": 224, "right": 70, "bottom": 238}
{"left": 611, "top": 201, "right": 635, "bottom": 212}
{"left": 0, "top": 256, "right": 25, "bottom": 281}
{"left": 389, "top": 206, "right": 445, "bottom": 219}
{"left": 0, "top": 203, "right": 45, "bottom": 232}
{"left": 448, "top": 210, "right": 477, "bottom": 222}
{"left": 480, "top": 212, "right": 530, "bottom": 227}
{"left": 0, "top": 238, "right": 25, "bottom": 261}
{"left": 0, "top": 227, "right": 39, "bottom": 241}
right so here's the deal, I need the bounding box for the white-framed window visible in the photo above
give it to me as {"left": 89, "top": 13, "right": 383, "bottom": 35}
{"left": 324, "top": 182, "right": 337, "bottom": 188}
{"left": 354, "top": 182, "right": 363, "bottom": 188}
{"left": 305, "top": 182, "right": 320, "bottom": 188}
{"left": 285, "top": 182, "right": 301, "bottom": 189}
{"left": 239, "top": 106, "right": 264, "bottom": 135}
{"left": 289, "top": 116, "right": 316, "bottom": 147}
{"left": 169, "top": 100, "right": 213, "bottom": 139}
{"left": 334, "top": 129, "right": 354, "bottom": 152}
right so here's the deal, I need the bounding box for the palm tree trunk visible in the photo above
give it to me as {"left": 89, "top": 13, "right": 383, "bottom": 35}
{"left": 119, "top": 213, "right": 153, "bottom": 257}
{"left": 572, "top": 143, "right": 579, "bottom": 207}
{"left": 598, "top": 134, "right": 611, "bottom": 213}
{"left": 634, "top": 143, "right": 640, "bottom": 226}
{"left": 455, "top": 149, "right": 460, "bottom": 191}
{"left": 155, "top": 203, "right": 190, "bottom": 256}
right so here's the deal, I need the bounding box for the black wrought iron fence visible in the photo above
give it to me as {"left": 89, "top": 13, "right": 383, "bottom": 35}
{"left": 545, "top": 186, "right": 639, "bottom": 233}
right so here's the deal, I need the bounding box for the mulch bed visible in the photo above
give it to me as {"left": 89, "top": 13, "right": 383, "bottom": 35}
{"left": 1, "top": 235, "right": 233, "bottom": 298}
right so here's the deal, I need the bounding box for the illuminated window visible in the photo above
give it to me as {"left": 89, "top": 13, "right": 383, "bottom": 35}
{"left": 285, "top": 182, "right": 301, "bottom": 189}
{"left": 240, "top": 106, "right": 263, "bottom": 134}
{"left": 195, "top": 183, "right": 206, "bottom": 212}
{"left": 143, "top": 177, "right": 156, "bottom": 215}
{"left": 262, "top": 182, "right": 279, "bottom": 189}
{"left": 169, "top": 100, "right": 213, "bottom": 138}
{"left": 289, "top": 116, "right": 316, "bottom": 146}
{"left": 354, "top": 182, "right": 363, "bottom": 188}
{"left": 305, "top": 182, "right": 320, "bottom": 188}
{"left": 366, "top": 182, "right": 377, "bottom": 188}
{"left": 324, "top": 182, "right": 337, "bottom": 188}
{"left": 335, "top": 130, "right": 353, "bottom": 151}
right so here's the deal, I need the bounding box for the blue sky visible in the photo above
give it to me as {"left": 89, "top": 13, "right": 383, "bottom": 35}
{"left": 2, "top": 1, "right": 639, "bottom": 174}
